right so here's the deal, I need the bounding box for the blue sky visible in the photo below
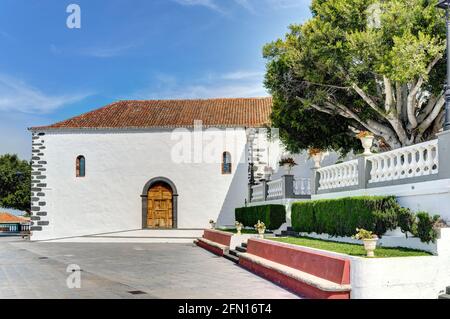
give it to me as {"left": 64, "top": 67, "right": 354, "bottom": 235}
{"left": 0, "top": 0, "right": 312, "bottom": 160}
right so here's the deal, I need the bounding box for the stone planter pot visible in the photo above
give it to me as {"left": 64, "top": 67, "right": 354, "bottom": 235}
{"left": 311, "top": 153, "right": 323, "bottom": 169}
{"left": 282, "top": 164, "right": 293, "bottom": 175}
{"left": 209, "top": 222, "right": 216, "bottom": 230}
{"left": 360, "top": 136, "right": 374, "bottom": 156}
{"left": 236, "top": 226, "right": 242, "bottom": 236}
{"left": 257, "top": 228, "right": 266, "bottom": 239}
{"left": 363, "top": 238, "right": 378, "bottom": 257}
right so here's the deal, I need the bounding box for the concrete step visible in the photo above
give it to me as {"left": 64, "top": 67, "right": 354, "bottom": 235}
{"left": 241, "top": 242, "right": 248, "bottom": 248}
{"left": 438, "top": 294, "right": 450, "bottom": 299}
{"left": 43, "top": 229, "right": 204, "bottom": 244}
{"left": 223, "top": 253, "right": 239, "bottom": 264}
{"left": 229, "top": 250, "right": 239, "bottom": 257}
{"left": 236, "top": 246, "right": 247, "bottom": 253}
{"left": 94, "top": 229, "right": 204, "bottom": 238}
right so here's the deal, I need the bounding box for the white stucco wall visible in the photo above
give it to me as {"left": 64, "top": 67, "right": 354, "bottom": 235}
{"left": 31, "top": 128, "right": 249, "bottom": 240}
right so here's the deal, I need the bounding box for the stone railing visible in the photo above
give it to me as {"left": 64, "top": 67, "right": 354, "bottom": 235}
{"left": 312, "top": 133, "right": 450, "bottom": 195}
{"left": 267, "top": 179, "right": 283, "bottom": 200}
{"left": 367, "top": 140, "right": 438, "bottom": 183}
{"left": 249, "top": 175, "right": 311, "bottom": 203}
{"left": 317, "top": 160, "right": 359, "bottom": 191}
{"left": 294, "top": 177, "right": 312, "bottom": 196}
{"left": 250, "top": 183, "right": 265, "bottom": 202}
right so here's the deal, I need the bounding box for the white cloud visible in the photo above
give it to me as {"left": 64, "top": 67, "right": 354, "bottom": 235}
{"left": 0, "top": 74, "right": 91, "bottom": 114}
{"left": 173, "top": 0, "right": 225, "bottom": 13}
{"left": 133, "top": 69, "right": 268, "bottom": 100}
{"left": 173, "top": 0, "right": 307, "bottom": 14}
{"left": 221, "top": 70, "right": 264, "bottom": 80}
{"left": 80, "top": 43, "right": 137, "bottom": 58}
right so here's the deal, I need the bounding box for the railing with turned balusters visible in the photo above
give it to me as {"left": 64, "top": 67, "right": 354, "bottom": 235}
{"left": 312, "top": 136, "right": 449, "bottom": 195}
{"left": 249, "top": 175, "right": 312, "bottom": 203}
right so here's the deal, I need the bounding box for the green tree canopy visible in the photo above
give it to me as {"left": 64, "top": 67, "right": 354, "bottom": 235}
{"left": 0, "top": 154, "right": 31, "bottom": 213}
{"left": 264, "top": 0, "right": 446, "bottom": 154}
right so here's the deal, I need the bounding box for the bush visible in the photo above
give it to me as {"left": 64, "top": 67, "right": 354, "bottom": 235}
{"left": 291, "top": 196, "right": 401, "bottom": 237}
{"left": 414, "top": 212, "right": 441, "bottom": 243}
{"left": 397, "top": 208, "right": 416, "bottom": 238}
{"left": 235, "top": 205, "right": 286, "bottom": 230}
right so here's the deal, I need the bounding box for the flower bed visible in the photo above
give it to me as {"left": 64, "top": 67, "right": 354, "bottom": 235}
{"left": 270, "top": 237, "right": 431, "bottom": 258}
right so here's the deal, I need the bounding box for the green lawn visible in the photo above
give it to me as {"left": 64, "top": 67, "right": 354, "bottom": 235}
{"left": 270, "top": 236, "right": 432, "bottom": 258}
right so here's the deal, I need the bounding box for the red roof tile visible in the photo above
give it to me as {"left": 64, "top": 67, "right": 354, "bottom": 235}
{"left": 31, "top": 97, "right": 273, "bottom": 130}
{"left": 0, "top": 212, "right": 30, "bottom": 224}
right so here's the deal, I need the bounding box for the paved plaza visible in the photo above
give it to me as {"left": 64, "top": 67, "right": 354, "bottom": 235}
{"left": 0, "top": 236, "right": 298, "bottom": 299}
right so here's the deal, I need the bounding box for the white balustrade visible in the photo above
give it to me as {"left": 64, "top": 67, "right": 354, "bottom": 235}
{"left": 317, "top": 160, "right": 359, "bottom": 191}
{"left": 367, "top": 139, "right": 438, "bottom": 183}
{"left": 251, "top": 184, "right": 264, "bottom": 201}
{"left": 294, "top": 178, "right": 311, "bottom": 195}
{"left": 267, "top": 179, "right": 283, "bottom": 200}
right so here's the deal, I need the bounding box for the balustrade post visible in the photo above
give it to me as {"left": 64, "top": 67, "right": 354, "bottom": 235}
{"left": 261, "top": 180, "right": 268, "bottom": 201}
{"left": 357, "top": 156, "right": 371, "bottom": 189}
{"left": 248, "top": 184, "right": 253, "bottom": 203}
{"left": 438, "top": 130, "right": 450, "bottom": 179}
{"left": 282, "top": 175, "right": 295, "bottom": 199}
{"left": 311, "top": 169, "right": 320, "bottom": 195}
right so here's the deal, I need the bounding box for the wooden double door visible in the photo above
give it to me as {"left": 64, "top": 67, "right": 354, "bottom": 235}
{"left": 147, "top": 182, "right": 173, "bottom": 229}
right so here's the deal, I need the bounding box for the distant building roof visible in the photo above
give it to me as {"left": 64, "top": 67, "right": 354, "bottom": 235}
{"left": 0, "top": 212, "right": 30, "bottom": 224}
{"left": 30, "top": 97, "right": 273, "bottom": 130}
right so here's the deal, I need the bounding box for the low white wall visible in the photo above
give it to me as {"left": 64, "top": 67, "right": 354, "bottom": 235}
{"left": 272, "top": 239, "right": 450, "bottom": 299}
{"left": 312, "top": 178, "right": 450, "bottom": 223}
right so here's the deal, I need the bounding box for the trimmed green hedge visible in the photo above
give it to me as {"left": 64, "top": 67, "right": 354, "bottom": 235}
{"left": 235, "top": 205, "right": 286, "bottom": 230}
{"left": 291, "top": 196, "right": 401, "bottom": 237}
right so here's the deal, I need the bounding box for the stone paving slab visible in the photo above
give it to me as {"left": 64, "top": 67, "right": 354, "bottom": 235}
{"left": 0, "top": 237, "right": 299, "bottom": 299}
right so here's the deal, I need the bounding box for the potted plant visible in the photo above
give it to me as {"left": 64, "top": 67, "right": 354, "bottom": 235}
{"left": 235, "top": 221, "right": 243, "bottom": 235}
{"left": 308, "top": 148, "right": 323, "bottom": 168}
{"left": 209, "top": 219, "right": 216, "bottom": 229}
{"left": 352, "top": 228, "right": 379, "bottom": 257}
{"left": 254, "top": 220, "right": 266, "bottom": 238}
{"left": 278, "top": 157, "right": 297, "bottom": 175}
{"left": 356, "top": 131, "right": 375, "bottom": 155}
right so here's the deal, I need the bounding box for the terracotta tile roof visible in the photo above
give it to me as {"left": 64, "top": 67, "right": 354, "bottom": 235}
{"left": 0, "top": 212, "right": 30, "bottom": 224}
{"left": 31, "top": 97, "right": 273, "bottom": 130}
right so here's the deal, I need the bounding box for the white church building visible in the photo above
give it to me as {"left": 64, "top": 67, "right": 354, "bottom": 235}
{"left": 29, "top": 97, "right": 314, "bottom": 241}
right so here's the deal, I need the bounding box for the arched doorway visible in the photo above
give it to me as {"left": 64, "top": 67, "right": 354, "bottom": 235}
{"left": 141, "top": 177, "right": 178, "bottom": 229}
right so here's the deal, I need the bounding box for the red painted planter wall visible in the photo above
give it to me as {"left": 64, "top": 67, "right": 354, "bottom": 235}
{"left": 245, "top": 239, "right": 350, "bottom": 285}
{"left": 240, "top": 258, "right": 350, "bottom": 299}
{"left": 196, "top": 240, "right": 225, "bottom": 256}
{"left": 203, "top": 229, "right": 232, "bottom": 246}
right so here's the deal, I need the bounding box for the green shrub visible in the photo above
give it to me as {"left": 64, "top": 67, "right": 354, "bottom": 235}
{"left": 235, "top": 205, "right": 286, "bottom": 230}
{"left": 397, "top": 208, "right": 416, "bottom": 238}
{"left": 291, "top": 196, "right": 402, "bottom": 237}
{"left": 413, "top": 212, "right": 440, "bottom": 243}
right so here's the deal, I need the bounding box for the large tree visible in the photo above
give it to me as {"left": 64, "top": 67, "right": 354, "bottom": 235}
{"left": 264, "top": 0, "right": 447, "bottom": 154}
{"left": 0, "top": 154, "right": 31, "bottom": 214}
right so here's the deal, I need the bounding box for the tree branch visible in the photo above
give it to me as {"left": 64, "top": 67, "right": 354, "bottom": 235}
{"left": 384, "top": 76, "right": 394, "bottom": 112}
{"left": 407, "top": 54, "right": 442, "bottom": 129}
{"left": 416, "top": 95, "right": 445, "bottom": 140}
